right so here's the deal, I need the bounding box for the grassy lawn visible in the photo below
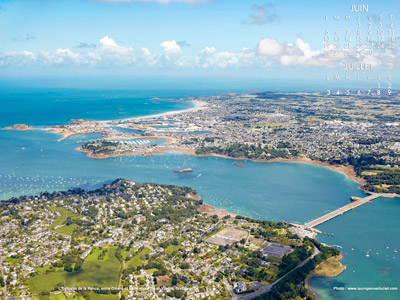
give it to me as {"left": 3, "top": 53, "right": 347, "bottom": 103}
{"left": 272, "top": 228, "right": 287, "bottom": 236}
{"left": 29, "top": 247, "right": 122, "bottom": 294}
{"left": 29, "top": 271, "right": 67, "bottom": 294}
{"left": 165, "top": 244, "right": 180, "bottom": 255}
{"left": 36, "top": 293, "right": 85, "bottom": 300}
{"left": 49, "top": 294, "right": 68, "bottom": 300}
{"left": 48, "top": 207, "right": 81, "bottom": 231}
{"left": 56, "top": 224, "right": 80, "bottom": 236}
{"left": 88, "top": 292, "right": 119, "bottom": 300}
{"left": 36, "top": 265, "right": 64, "bottom": 275}
{"left": 126, "top": 247, "right": 151, "bottom": 270}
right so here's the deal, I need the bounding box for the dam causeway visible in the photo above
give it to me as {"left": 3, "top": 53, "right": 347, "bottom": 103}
{"left": 293, "top": 193, "right": 398, "bottom": 233}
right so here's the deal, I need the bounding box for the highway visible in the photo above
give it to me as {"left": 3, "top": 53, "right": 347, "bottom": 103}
{"left": 235, "top": 247, "right": 320, "bottom": 300}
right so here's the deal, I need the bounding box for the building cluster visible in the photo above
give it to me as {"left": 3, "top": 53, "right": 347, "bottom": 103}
{"left": 64, "top": 92, "right": 400, "bottom": 168}
{"left": 0, "top": 179, "right": 307, "bottom": 299}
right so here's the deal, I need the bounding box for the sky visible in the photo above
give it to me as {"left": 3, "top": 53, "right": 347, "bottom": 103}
{"left": 0, "top": 0, "right": 399, "bottom": 89}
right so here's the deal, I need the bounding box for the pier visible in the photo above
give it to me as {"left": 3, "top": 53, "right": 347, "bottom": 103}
{"left": 303, "top": 193, "right": 391, "bottom": 229}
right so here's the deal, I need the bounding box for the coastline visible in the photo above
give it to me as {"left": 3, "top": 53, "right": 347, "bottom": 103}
{"left": 305, "top": 253, "right": 346, "bottom": 299}
{"left": 76, "top": 146, "right": 195, "bottom": 159}
{"left": 44, "top": 99, "right": 208, "bottom": 141}
{"left": 46, "top": 127, "right": 90, "bottom": 142}
{"left": 4, "top": 97, "right": 365, "bottom": 187}
{"left": 198, "top": 203, "right": 237, "bottom": 219}
{"left": 76, "top": 147, "right": 365, "bottom": 186}
{"left": 3, "top": 124, "right": 36, "bottom": 131}
{"left": 194, "top": 153, "right": 366, "bottom": 186}
{"left": 102, "top": 99, "right": 208, "bottom": 123}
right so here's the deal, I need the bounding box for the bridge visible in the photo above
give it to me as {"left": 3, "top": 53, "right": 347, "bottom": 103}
{"left": 303, "top": 193, "right": 389, "bottom": 229}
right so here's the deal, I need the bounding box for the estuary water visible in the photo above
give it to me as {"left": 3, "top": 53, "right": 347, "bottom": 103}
{"left": 0, "top": 88, "right": 399, "bottom": 299}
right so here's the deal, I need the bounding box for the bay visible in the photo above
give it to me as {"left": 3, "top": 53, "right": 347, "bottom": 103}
{"left": 0, "top": 88, "right": 399, "bottom": 299}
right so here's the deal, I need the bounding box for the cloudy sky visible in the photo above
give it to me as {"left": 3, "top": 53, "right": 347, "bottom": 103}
{"left": 0, "top": 0, "right": 399, "bottom": 88}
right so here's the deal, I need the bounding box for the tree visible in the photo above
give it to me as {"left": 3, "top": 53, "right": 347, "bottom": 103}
{"left": 74, "top": 259, "right": 83, "bottom": 271}
{"left": 64, "top": 263, "right": 73, "bottom": 272}
{"left": 171, "top": 275, "right": 178, "bottom": 286}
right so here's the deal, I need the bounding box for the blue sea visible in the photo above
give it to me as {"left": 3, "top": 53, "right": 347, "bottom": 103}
{"left": 0, "top": 87, "right": 399, "bottom": 299}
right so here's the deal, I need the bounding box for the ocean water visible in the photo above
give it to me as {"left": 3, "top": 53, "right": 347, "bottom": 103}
{"left": 0, "top": 88, "right": 399, "bottom": 299}
{"left": 0, "top": 88, "right": 197, "bottom": 127}
{"left": 309, "top": 197, "right": 400, "bottom": 300}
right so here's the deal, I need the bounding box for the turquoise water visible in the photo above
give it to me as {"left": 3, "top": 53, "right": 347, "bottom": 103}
{"left": 0, "top": 88, "right": 399, "bottom": 299}
{"left": 0, "top": 88, "right": 196, "bottom": 127}
{"left": 309, "top": 197, "right": 400, "bottom": 300}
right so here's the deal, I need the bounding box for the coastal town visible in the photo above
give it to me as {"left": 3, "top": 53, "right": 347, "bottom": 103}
{"left": 0, "top": 179, "right": 340, "bottom": 300}
{"left": 24, "top": 90, "right": 400, "bottom": 194}
{"left": 2, "top": 90, "right": 399, "bottom": 300}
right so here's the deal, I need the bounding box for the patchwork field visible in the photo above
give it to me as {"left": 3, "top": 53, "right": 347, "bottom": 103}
{"left": 29, "top": 246, "right": 122, "bottom": 296}
{"left": 48, "top": 206, "right": 81, "bottom": 236}
{"left": 125, "top": 247, "right": 151, "bottom": 270}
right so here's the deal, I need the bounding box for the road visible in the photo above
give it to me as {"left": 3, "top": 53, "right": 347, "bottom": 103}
{"left": 222, "top": 277, "right": 239, "bottom": 300}
{"left": 231, "top": 247, "right": 320, "bottom": 300}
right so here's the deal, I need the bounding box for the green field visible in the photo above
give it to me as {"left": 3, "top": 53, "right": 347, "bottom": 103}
{"left": 87, "top": 292, "right": 118, "bottom": 300}
{"left": 126, "top": 247, "right": 151, "bottom": 270}
{"left": 56, "top": 224, "right": 80, "bottom": 235}
{"left": 165, "top": 244, "right": 180, "bottom": 255}
{"left": 48, "top": 206, "right": 81, "bottom": 232}
{"left": 29, "top": 247, "right": 122, "bottom": 295}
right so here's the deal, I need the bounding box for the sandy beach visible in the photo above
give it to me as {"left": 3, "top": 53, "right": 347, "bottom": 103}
{"left": 127, "top": 99, "right": 208, "bottom": 121}
{"left": 103, "top": 99, "right": 208, "bottom": 124}
{"left": 46, "top": 127, "right": 104, "bottom": 142}
{"left": 198, "top": 203, "right": 237, "bottom": 219}
{"left": 42, "top": 99, "right": 209, "bottom": 142}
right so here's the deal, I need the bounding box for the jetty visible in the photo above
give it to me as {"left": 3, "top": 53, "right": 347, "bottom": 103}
{"left": 299, "top": 193, "right": 396, "bottom": 230}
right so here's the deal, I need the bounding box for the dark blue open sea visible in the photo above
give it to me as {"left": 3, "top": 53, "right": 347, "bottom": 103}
{"left": 0, "top": 87, "right": 399, "bottom": 299}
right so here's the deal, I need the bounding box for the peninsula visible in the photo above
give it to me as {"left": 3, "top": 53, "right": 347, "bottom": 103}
{"left": 0, "top": 179, "right": 340, "bottom": 300}
{"left": 25, "top": 90, "right": 399, "bottom": 194}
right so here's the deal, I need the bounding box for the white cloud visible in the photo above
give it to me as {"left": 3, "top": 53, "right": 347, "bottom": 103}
{"left": 141, "top": 47, "right": 152, "bottom": 56}
{"left": 196, "top": 47, "right": 254, "bottom": 68}
{"left": 0, "top": 35, "right": 398, "bottom": 70}
{"left": 258, "top": 37, "right": 356, "bottom": 68}
{"left": 200, "top": 46, "right": 216, "bottom": 55}
{"left": 160, "top": 40, "right": 182, "bottom": 55}
{"left": 99, "top": 36, "right": 135, "bottom": 65}
{"left": 0, "top": 51, "right": 35, "bottom": 66}
{"left": 257, "top": 38, "right": 284, "bottom": 56}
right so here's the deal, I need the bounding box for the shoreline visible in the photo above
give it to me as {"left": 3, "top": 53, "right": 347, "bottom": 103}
{"left": 45, "top": 99, "right": 208, "bottom": 141}
{"left": 46, "top": 127, "right": 90, "bottom": 142}
{"left": 76, "top": 147, "right": 366, "bottom": 186}
{"left": 194, "top": 153, "right": 366, "bottom": 186}
{"left": 305, "top": 253, "right": 346, "bottom": 299}
{"left": 198, "top": 203, "right": 237, "bottom": 219}
{"left": 3, "top": 124, "right": 36, "bottom": 131}
{"left": 4, "top": 96, "right": 366, "bottom": 188}
{"left": 101, "top": 99, "right": 208, "bottom": 123}
{"left": 76, "top": 146, "right": 195, "bottom": 159}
